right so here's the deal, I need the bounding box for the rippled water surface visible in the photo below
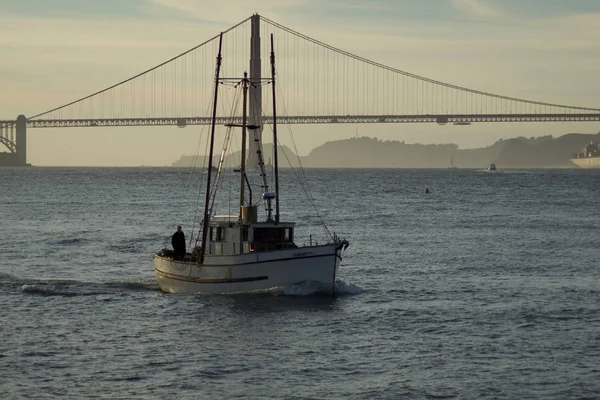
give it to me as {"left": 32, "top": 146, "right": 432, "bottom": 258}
{"left": 1, "top": 167, "right": 599, "bottom": 399}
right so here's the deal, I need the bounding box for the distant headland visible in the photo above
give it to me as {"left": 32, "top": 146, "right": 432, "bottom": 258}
{"left": 172, "top": 132, "right": 600, "bottom": 169}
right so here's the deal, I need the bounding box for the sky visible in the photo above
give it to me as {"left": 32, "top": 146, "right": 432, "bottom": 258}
{"left": 1, "top": 0, "right": 600, "bottom": 166}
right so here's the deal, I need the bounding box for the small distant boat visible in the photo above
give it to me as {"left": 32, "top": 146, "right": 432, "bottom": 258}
{"left": 488, "top": 163, "right": 497, "bottom": 171}
{"left": 448, "top": 156, "right": 457, "bottom": 169}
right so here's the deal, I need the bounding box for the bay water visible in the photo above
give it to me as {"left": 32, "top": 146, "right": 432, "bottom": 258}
{"left": 1, "top": 167, "right": 599, "bottom": 399}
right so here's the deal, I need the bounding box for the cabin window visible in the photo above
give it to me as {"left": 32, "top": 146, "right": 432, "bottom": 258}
{"left": 253, "top": 228, "right": 266, "bottom": 243}
{"left": 242, "top": 227, "right": 249, "bottom": 241}
{"left": 209, "top": 227, "right": 213, "bottom": 241}
{"left": 252, "top": 227, "right": 294, "bottom": 251}
{"left": 216, "top": 227, "right": 224, "bottom": 241}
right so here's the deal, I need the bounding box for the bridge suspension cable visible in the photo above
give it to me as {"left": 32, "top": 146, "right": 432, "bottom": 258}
{"left": 18, "top": 13, "right": 600, "bottom": 128}
{"left": 28, "top": 16, "right": 253, "bottom": 120}
{"left": 259, "top": 15, "right": 600, "bottom": 114}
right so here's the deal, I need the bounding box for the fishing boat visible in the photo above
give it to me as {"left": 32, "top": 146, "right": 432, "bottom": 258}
{"left": 153, "top": 34, "right": 349, "bottom": 294}
{"left": 488, "top": 163, "right": 497, "bottom": 171}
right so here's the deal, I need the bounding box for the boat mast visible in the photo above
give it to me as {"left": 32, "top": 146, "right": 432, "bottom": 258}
{"left": 270, "top": 34, "right": 280, "bottom": 224}
{"left": 200, "top": 34, "right": 223, "bottom": 265}
{"left": 248, "top": 14, "right": 262, "bottom": 170}
{"left": 239, "top": 72, "right": 249, "bottom": 253}
{"left": 239, "top": 72, "right": 249, "bottom": 214}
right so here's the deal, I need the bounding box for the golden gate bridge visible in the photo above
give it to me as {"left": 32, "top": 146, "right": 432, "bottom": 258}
{"left": 1, "top": 14, "right": 600, "bottom": 166}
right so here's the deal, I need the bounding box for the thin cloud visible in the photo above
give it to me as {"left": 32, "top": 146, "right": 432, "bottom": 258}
{"left": 450, "top": 0, "right": 504, "bottom": 18}
{"left": 146, "top": 0, "right": 312, "bottom": 23}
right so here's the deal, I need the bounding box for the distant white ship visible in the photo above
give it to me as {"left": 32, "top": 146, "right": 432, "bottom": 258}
{"left": 571, "top": 140, "right": 600, "bottom": 168}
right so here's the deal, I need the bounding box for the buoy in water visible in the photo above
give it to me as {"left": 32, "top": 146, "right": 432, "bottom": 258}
{"left": 424, "top": 187, "right": 430, "bottom": 194}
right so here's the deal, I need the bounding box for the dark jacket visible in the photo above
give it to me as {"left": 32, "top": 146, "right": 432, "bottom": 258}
{"left": 172, "top": 231, "right": 186, "bottom": 257}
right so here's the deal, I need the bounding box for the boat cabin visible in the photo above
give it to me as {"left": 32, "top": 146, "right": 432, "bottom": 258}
{"left": 206, "top": 215, "right": 297, "bottom": 256}
{"left": 251, "top": 222, "right": 296, "bottom": 251}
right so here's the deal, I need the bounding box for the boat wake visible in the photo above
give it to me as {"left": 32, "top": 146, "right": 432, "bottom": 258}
{"left": 279, "top": 279, "right": 364, "bottom": 296}
{"left": 2, "top": 272, "right": 362, "bottom": 298}
{"left": 2, "top": 275, "right": 160, "bottom": 297}
{"left": 477, "top": 169, "right": 534, "bottom": 174}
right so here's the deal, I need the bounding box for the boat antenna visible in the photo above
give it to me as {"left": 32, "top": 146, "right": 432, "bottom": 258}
{"left": 199, "top": 33, "right": 223, "bottom": 264}
{"left": 270, "top": 34, "right": 280, "bottom": 224}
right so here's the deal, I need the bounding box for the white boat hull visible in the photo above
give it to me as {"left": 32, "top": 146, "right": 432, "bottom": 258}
{"left": 571, "top": 157, "right": 600, "bottom": 168}
{"left": 154, "top": 243, "right": 343, "bottom": 294}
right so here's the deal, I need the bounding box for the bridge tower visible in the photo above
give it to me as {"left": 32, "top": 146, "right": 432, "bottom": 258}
{"left": 248, "top": 13, "right": 262, "bottom": 169}
{"left": 0, "top": 115, "right": 27, "bottom": 166}
{"left": 16, "top": 115, "right": 27, "bottom": 166}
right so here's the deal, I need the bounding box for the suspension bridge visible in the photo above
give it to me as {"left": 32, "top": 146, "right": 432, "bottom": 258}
{"left": 1, "top": 14, "right": 600, "bottom": 166}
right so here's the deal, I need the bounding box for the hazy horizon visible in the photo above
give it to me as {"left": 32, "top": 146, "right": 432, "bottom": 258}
{"left": 2, "top": 0, "right": 600, "bottom": 166}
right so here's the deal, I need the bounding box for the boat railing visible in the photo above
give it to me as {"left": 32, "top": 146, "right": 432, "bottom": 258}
{"left": 251, "top": 241, "right": 298, "bottom": 252}
{"left": 209, "top": 241, "right": 250, "bottom": 255}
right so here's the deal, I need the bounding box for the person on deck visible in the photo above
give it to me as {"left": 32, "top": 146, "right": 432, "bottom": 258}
{"left": 172, "top": 225, "right": 186, "bottom": 260}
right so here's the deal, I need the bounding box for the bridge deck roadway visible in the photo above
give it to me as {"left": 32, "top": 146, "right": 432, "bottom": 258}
{"left": 1, "top": 113, "right": 600, "bottom": 128}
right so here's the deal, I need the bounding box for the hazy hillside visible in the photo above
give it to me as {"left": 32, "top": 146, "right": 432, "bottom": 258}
{"left": 451, "top": 140, "right": 506, "bottom": 169}
{"left": 495, "top": 133, "right": 599, "bottom": 168}
{"left": 303, "top": 136, "right": 506, "bottom": 168}
{"left": 173, "top": 132, "right": 600, "bottom": 168}
{"left": 305, "top": 137, "right": 459, "bottom": 168}
{"left": 303, "top": 133, "right": 599, "bottom": 168}
{"left": 172, "top": 143, "right": 303, "bottom": 168}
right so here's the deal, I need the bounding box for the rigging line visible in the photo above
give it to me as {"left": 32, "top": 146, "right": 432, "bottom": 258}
{"left": 243, "top": 82, "right": 274, "bottom": 215}
{"left": 185, "top": 126, "right": 208, "bottom": 247}
{"left": 259, "top": 16, "right": 600, "bottom": 112}
{"left": 273, "top": 85, "right": 333, "bottom": 240}
{"left": 192, "top": 127, "right": 213, "bottom": 248}
{"left": 208, "top": 84, "right": 243, "bottom": 218}
{"left": 189, "top": 67, "right": 227, "bottom": 243}
{"left": 188, "top": 90, "right": 217, "bottom": 246}
{"left": 208, "top": 125, "right": 236, "bottom": 217}
{"left": 276, "top": 130, "right": 333, "bottom": 240}
{"left": 229, "top": 116, "right": 243, "bottom": 211}
{"left": 29, "top": 16, "right": 253, "bottom": 120}
{"left": 244, "top": 82, "right": 269, "bottom": 198}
